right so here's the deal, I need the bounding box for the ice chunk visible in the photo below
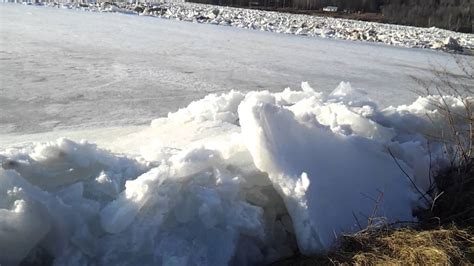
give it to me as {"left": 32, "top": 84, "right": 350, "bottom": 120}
{"left": 238, "top": 93, "right": 418, "bottom": 253}
{"left": 100, "top": 166, "right": 169, "bottom": 234}
{"left": 1, "top": 82, "right": 469, "bottom": 265}
{"left": 0, "top": 169, "right": 67, "bottom": 265}
{"left": 382, "top": 95, "right": 469, "bottom": 140}
{"left": 1, "top": 138, "right": 144, "bottom": 192}
{"left": 166, "top": 90, "right": 245, "bottom": 124}
{"left": 97, "top": 148, "right": 265, "bottom": 265}
{"left": 289, "top": 96, "right": 395, "bottom": 141}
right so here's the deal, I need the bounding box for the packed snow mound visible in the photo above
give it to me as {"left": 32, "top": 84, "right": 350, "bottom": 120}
{"left": 0, "top": 139, "right": 295, "bottom": 265}
{"left": 0, "top": 82, "right": 466, "bottom": 265}
{"left": 238, "top": 91, "right": 417, "bottom": 252}
{"left": 164, "top": 90, "right": 245, "bottom": 124}
{"left": 1, "top": 138, "right": 146, "bottom": 192}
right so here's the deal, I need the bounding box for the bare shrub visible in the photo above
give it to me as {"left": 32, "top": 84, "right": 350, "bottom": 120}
{"left": 412, "top": 56, "right": 473, "bottom": 168}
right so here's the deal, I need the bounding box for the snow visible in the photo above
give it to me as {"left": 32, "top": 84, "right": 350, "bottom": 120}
{"left": 2, "top": 81, "right": 470, "bottom": 265}
{"left": 47, "top": 1, "right": 474, "bottom": 52}
{"left": 237, "top": 87, "right": 417, "bottom": 252}
{"left": 1, "top": 4, "right": 472, "bottom": 135}
{"left": 1, "top": 4, "right": 473, "bottom": 265}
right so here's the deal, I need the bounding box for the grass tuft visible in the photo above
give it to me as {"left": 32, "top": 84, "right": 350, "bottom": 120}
{"left": 272, "top": 226, "right": 474, "bottom": 265}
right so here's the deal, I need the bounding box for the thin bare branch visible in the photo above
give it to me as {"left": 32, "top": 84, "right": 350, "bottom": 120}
{"left": 387, "top": 148, "right": 432, "bottom": 206}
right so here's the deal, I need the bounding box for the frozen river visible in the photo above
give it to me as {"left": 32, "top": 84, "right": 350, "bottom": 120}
{"left": 0, "top": 4, "right": 473, "bottom": 265}
{"left": 0, "top": 4, "right": 470, "bottom": 135}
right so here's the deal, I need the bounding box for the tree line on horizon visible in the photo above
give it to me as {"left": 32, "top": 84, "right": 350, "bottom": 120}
{"left": 381, "top": 0, "right": 472, "bottom": 33}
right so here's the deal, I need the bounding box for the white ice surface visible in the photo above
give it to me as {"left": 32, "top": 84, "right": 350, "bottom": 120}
{"left": 1, "top": 4, "right": 472, "bottom": 136}
{"left": 1, "top": 4, "right": 473, "bottom": 266}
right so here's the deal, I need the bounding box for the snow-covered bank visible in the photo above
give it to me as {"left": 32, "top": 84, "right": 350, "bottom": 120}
{"left": 50, "top": 1, "right": 473, "bottom": 53}
{"left": 1, "top": 82, "right": 468, "bottom": 265}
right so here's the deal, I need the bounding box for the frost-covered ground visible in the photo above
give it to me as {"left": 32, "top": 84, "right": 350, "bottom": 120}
{"left": 1, "top": 3, "right": 474, "bottom": 266}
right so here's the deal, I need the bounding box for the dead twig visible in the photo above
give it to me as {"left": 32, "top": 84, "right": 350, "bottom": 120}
{"left": 387, "top": 148, "right": 432, "bottom": 206}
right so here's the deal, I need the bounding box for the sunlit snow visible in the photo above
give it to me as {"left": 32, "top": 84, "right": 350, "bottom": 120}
{"left": 0, "top": 3, "right": 473, "bottom": 266}
{"left": 1, "top": 4, "right": 471, "bottom": 135}
{"left": 2, "top": 81, "right": 471, "bottom": 265}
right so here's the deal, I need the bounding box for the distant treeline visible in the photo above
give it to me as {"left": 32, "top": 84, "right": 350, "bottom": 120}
{"left": 187, "top": 0, "right": 473, "bottom": 33}
{"left": 382, "top": 0, "right": 472, "bottom": 33}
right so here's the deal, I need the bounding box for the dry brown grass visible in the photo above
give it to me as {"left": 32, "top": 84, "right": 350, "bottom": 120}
{"left": 272, "top": 226, "right": 474, "bottom": 265}
{"left": 339, "top": 226, "right": 473, "bottom": 265}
